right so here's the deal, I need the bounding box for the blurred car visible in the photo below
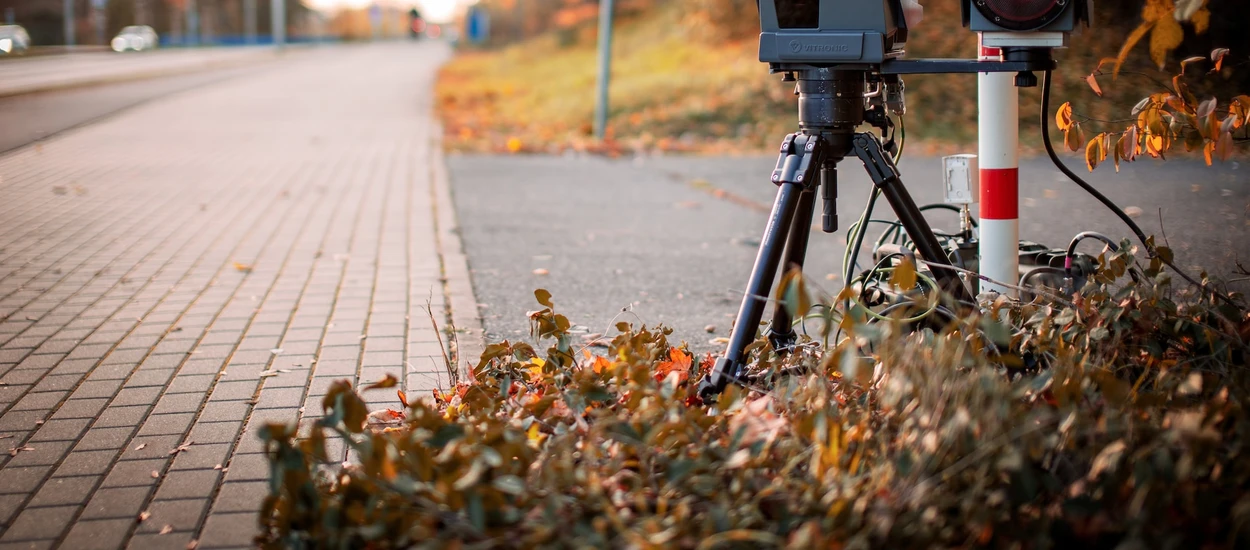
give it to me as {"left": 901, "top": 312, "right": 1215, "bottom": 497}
{"left": 111, "top": 25, "right": 158, "bottom": 52}
{"left": 0, "top": 25, "right": 31, "bottom": 55}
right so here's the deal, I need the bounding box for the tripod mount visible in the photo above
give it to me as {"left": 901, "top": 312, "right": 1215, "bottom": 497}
{"left": 696, "top": 56, "right": 1053, "bottom": 400}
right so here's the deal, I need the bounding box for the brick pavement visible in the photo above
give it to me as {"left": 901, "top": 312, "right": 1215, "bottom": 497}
{"left": 0, "top": 42, "right": 482, "bottom": 548}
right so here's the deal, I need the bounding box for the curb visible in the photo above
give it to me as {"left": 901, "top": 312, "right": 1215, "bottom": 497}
{"left": 0, "top": 49, "right": 284, "bottom": 99}
{"left": 430, "top": 121, "right": 486, "bottom": 382}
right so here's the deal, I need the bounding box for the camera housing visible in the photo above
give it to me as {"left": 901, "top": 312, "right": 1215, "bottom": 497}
{"left": 757, "top": 0, "right": 909, "bottom": 69}
{"left": 963, "top": 0, "right": 1093, "bottom": 48}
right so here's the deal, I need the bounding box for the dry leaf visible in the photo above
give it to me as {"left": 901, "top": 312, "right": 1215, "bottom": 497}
{"left": 533, "top": 268, "right": 549, "bottom": 276}
{"left": 160, "top": 525, "right": 173, "bottom": 535}
{"left": 138, "top": 510, "right": 152, "bottom": 522}
{"left": 233, "top": 262, "right": 254, "bottom": 273}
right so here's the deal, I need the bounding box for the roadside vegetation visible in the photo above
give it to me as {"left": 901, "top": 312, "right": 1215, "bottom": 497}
{"left": 435, "top": 1, "right": 1201, "bottom": 155}
{"left": 257, "top": 2, "right": 1250, "bottom": 547}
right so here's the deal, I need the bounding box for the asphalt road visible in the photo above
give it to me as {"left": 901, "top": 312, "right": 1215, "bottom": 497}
{"left": 449, "top": 153, "right": 1250, "bottom": 352}
{"left": 0, "top": 64, "right": 264, "bottom": 153}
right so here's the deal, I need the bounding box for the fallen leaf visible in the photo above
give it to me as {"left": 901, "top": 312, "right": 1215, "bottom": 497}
{"left": 270, "top": 348, "right": 283, "bottom": 354}
{"left": 705, "top": 324, "right": 716, "bottom": 333}
{"left": 533, "top": 268, "right": 549, "bottom": 276}
{"left": 1124, "top": 206, "right": 1144, "bottom": 217}
{"left": 160, "top": 525, "right": 173, "bottom": 535}
{"left": 364, "top": 373, "right": 399, "bottom": 390}
{"left": 151, "top": 471, "right": 160, "bottom": 478}
{"left": 169, "top": 441, "right": 193, "bottom": 456}
{"left": 138, "top": 511, "right": 151, "bottom": 522}
{"left": 134, "top": 443, "right": 147, "bottom": 451}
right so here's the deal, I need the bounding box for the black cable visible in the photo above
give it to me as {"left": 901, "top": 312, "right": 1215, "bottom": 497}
{"left": 1066, "top": 231, "right": 1119, "bottom": 257}
{"left": 845, "top": 189, "right": 881, "bottom": 283}
{"left": 1040, "top": 71, "right": 1150, "bottom": 249}
{"left": 1040, "top": 70, "right": 1236, "bottom": 308}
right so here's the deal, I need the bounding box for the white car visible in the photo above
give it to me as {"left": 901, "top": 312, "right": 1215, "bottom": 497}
{"left": 0, "top": 25, "right": 31, "bottom": 55}
{"left": 111, "top": 25, "right": 158, "bottom": 52}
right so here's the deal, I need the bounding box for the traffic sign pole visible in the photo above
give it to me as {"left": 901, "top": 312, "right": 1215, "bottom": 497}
{"left": 593, "top": 0, "right": 614, "bottom": 140}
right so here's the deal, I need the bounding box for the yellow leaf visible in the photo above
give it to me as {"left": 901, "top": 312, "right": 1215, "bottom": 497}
{"left": 1055, "top": 102, "right": 1074, "bottom": 131}
{"left": 1190, "top": 8, "right": 1210, "bottom": 34}
{"left": 1203, "top": 140, "right": 1215, "bottom": 165}
{"left": 1065, "top": 122, "right": 1085, "bottom": 153}
{"left": 1114, "top": 21, "right": 1155, "bottom": 77}
{"left": 890, "top": 257, "right": 917, "bottom": 290}
{"left": 506, "top": 137, "right": 523, "bottom": 153}
{"left": 233, "top": 262, "right": 253, "bottom": 273}
{"left": 1146, "top": 135, "right": 1166, "bottom": 158}
{"left": 1149, "top": 17, "right": 1184, "bottom": 69}
{"left": 1085, "top": 134, "right": 1106, "bottom": 171}
{"left": 1113, "top": 135, "right": 1123, "bottom": 172}
{"left": 1143, "top": 0, "right": 1174, "bottom": 23}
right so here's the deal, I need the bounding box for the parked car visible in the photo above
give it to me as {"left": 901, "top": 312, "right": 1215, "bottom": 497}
{"left": 0, "top": 25, "right": 31, "bottom": 55}
{"left": 111, "top": 25, "right": 158, "bottom": 52}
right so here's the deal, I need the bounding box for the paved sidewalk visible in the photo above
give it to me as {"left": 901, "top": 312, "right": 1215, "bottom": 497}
{"left": 0, "top": 42, "right": 477, "bottom": 548}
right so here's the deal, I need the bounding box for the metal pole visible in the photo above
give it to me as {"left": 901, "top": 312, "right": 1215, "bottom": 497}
{"left": 244, "top": 0, "right": 257, "bottom": 44}
{"left": 63, "top": 0, "right": 75, "bottom": 46}
{"left": 186, "top": 0, "right": 198, "bottom": 46}
{"left": 593, "top": 0, "right": 614, "bottom": 140}
{"left": 270, "top": 0, "right": 285, "bottom": 48}
{"left": 977, "top": 35, "right": 1020, "bottom": 296}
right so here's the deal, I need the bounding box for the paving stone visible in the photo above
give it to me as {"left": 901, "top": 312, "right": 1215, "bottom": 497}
{"left": 152, "top": 469, "right": 220, "bottom": 500}
{"left": 136, "top": 413, "right": 196, "bottom": 437}
{"left": 167, "top": 443, "right": 231, "bottom": 471}
{"left": 9, "top": 392, "right": 66, "bottom": 412}
{"left": 74, "top": 426, "right": 136, "bottom": 451}
{"left": 110, "top": 386, "right": 163, "bottom": 408}
{"left": 68, "top": 379, "right": 124, "bottom": 400}
{"left": 29, "top": 374, "right": 81, "bottom": 393}
{"left": 197, "top": 401, "right": 251, "bottom": 424}
{"left": 0, "top": 504, "right": 77, "bottom": 542}
{"left": 53, "top": 450, "right": 118, "bottom": 477}
{"left": 0, "top": 411, "right": 48, "bottom": 432}
{"left": 79, "top": 486, "right": 152, "bottom": 519}
{"left": 206, "top": 381, "right": 256, "bottom": 402}
{"left": 125, "top": 369, "right": 175, "bottom": 388}
{"left": 58, "top": 517, "right": 133, "bottom": 549}
{"left": 0, "top": 466, "right": 51, "bottom": 494}
{"left": 0, "top": 493, "right": 26, "bottom": 525}
{"left": 150, "top": 393, "right": 204, "bottom": 415}
{"left": 94, "top": 405, "right": 152, "bottom": 429}
{"left": 222, "top": 452, "right": 269, "bottom": 482}
{"left": 165, "top": 374, "right": 215, "bottom": 395}
{"left": 133, "top": 498, "right": 207, "bottom": 535}
{"left": 5, "top": 440, "right": 73, "bottom": 467}
{"left": 118, "top": 435, "right": 184, "bottom": 461}
{"left": 125, "top": 531, "right": 196, "bottom": 550}
{"left": 211, "top": 481, "right": 268, "bottom": 513}
{"left": 253, "top": 387, "right": 304, "bottom": 410}
{"left": 101, "top": 458, "right": 167, "bottom": 488}
{"left": 196, "top": 511, "right": 258, "bottom": 548}
{"left": 25, "top": 475, "right": 99, "bottom": 507}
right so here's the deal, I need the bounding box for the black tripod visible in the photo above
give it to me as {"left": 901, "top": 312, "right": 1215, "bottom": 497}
{"left": 697, "top": 69, "right": 974, "bottom": 399}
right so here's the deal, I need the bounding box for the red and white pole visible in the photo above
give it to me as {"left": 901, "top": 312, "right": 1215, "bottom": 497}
{"left": 977, "top": 36, "right": 1019, "bottom": 296}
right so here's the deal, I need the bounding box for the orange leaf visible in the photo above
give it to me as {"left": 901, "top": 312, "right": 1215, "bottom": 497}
{"left": 1203, "top": 140, "right": 1215, "bottom": 165}
{"left": 1190, "top": 7, "right": 1210, "bottom": 34}
{"left": 1149, "top": 17, "right": 1184, "bottom": 69}
{"left": 1055, "top": 102, "right": 1074, "bottom": 131}
{"left": 1114, "top": 21, "right": 1155, "bottom": 77}
{"left": 1085, "top": 133, "right": 1106, "bottom": 171}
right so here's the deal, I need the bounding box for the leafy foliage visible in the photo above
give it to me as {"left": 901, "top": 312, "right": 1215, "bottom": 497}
{"left": 258, "top": 252, "right": 1250, "bottom": 548}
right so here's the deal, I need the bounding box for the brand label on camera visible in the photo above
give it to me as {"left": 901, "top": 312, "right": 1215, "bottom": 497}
{"left": 774, "top": 33, "right": 864, "bottom": 61}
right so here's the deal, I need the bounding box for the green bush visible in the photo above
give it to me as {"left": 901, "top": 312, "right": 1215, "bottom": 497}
{"left": 257, "top": 245, "right": 1250, "bottom": 549}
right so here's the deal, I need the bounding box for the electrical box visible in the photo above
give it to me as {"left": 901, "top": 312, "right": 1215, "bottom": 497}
{"left": 943, "top": 154, "right": 978, "bottom": 205}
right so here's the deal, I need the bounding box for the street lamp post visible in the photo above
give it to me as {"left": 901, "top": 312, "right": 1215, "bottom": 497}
{"left": 593, "top": 0, "right": 614, "bottom": 141}
{"left": 270, "top": 0, "right": 285, "bottom": 48}
{"left": 244, "top": 0, "right": 257, "bottom": 44}
{"left": 63, "top": 0, "right": 75, "bottom": 46}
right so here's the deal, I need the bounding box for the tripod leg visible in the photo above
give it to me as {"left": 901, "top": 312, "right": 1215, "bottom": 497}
{"left": 852, "top": 134, "right": 973, "bottom": 303}
{"left": 766, "top": 187, "right": 816, "bottom": 352}
{"left": 699, "top": 181, "right": 806, "bottom": 398}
